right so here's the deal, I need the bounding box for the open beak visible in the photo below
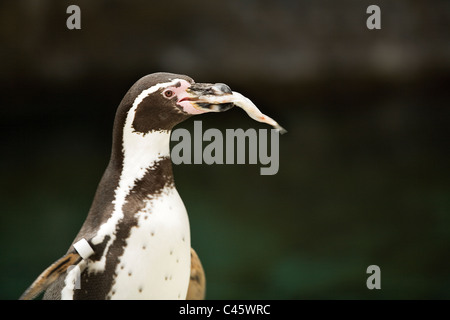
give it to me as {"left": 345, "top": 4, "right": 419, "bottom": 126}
{"left": 178, "top": 82, "right": 235, "bottom": 114}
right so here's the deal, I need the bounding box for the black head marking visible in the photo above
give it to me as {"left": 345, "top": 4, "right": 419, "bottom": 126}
{"left": 105, "top": 73, "right": 194, "bottom": 160}
{"left": 120, "top": 74, "right": 194, "bottom": 133}
{"left": 132, "top": 88, "right": 189, "bottom": 133}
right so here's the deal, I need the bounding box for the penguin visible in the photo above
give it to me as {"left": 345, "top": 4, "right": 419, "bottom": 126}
{"left": 20, "top": 72, "right": 233, "bottom": 300}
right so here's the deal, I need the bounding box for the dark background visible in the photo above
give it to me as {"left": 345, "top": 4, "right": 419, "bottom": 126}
{"left": 1, "top": 0, "right": 449, "bottom": 299}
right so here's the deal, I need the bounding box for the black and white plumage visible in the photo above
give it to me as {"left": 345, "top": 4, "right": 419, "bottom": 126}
{"left": 20, "top": 72, "right": 233, "bottom": 300}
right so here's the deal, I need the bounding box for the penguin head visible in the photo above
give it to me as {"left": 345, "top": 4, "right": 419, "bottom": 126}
{"left": 118, "top": 72, "right": 234, "bottom": 134}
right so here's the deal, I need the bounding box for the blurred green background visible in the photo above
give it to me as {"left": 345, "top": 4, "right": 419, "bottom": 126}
{"left": 1, "top": 0, "right": 449, "bottom": 299}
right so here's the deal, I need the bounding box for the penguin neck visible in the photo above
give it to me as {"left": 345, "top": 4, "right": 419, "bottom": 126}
{"left": 110, "top": 95, "right": 178, "bottom": 204}
{"left": 73, "top": 127, "right": 176, "bottom": 247}
{"left": 115, "top": 129, "right": 173, "bottom": 207}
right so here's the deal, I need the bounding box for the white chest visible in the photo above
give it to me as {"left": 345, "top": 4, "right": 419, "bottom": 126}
{"left": 109, "top": 186, "right": 191, "bottom": 299}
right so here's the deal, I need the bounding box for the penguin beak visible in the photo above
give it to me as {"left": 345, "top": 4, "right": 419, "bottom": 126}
{"left": 178, "top": 83, "right": 235, "bottom": 114}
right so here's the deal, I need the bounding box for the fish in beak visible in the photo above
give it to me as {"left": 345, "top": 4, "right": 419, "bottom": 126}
{"left": 178, "top": 82, "right": 287, "bottom": 134}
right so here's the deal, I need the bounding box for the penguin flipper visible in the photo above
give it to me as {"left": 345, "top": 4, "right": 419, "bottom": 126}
{"left": 186, "top": 247, "right": 206, "bottom": 300}
{"left": 19, "top": 252, "right": 82, "bottom": 300}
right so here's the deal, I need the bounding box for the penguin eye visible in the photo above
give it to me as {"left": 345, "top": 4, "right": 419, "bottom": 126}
{"left": 164, "top": 90, "right": 174, "bottom": 98}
